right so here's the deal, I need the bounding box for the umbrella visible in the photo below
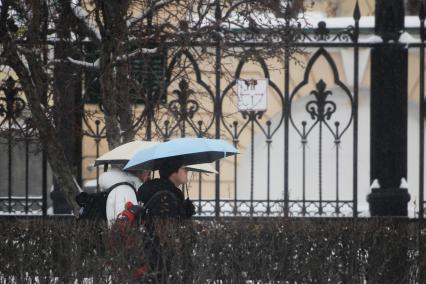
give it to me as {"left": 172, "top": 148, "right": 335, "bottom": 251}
{"left": 186, "top": 163, "right": 218, "bottom": 174}
{"left": 124, "top": 137, "right": 238, "bottom": 171}
{"left": 95, "top": 140, "right": 218, "bottom": 174}
{"left": 94, "top": 141, "right": 158, "bottom": 166}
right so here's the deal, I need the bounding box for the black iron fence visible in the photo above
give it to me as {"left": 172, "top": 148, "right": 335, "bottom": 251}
{"left": 0, "top": 77, "right": 50, "bottom": 215}
{"left": 1, "top": 2, "right": 426, "bottom": 218}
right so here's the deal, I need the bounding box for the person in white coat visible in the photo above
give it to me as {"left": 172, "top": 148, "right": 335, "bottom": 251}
{"left": 99, "top": 166, "right": 150, "bottom": 227}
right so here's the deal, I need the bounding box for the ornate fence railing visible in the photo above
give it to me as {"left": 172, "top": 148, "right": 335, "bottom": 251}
{"left": 0, "top": 77, "right": 49, "bottom": 215}
{"left": 1, "top": 2, "right": 426, "bottom": 218}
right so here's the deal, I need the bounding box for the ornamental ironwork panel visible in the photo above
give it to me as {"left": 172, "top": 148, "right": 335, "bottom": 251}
{"left": 288, "top": 48, "right": 355, "bottom": 217}
{"left": 220, "top": 53, "right": 285, "bottom": 217}
{"left": 148, "top": 49, "right": 216, "bottom": 140}
{"left": 0, "top": 77, "right": 50, "bottom": 215}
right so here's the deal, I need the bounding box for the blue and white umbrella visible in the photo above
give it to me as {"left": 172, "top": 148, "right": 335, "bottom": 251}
{"left": 124, "top": 137, "right": 238, "bottom": 171}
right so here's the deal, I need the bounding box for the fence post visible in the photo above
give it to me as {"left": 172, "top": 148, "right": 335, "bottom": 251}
{"left": 353, "top": 1, "right": 360, "bottom": 218}
{"left": 214, "top": 0, "right": 222, "bottom": 217}
{"left": 95, "top": 120, "right": 101, "bottom": 192}
{"left": 283, "top": 20, "right": 290, "bottom": 218}
{"left": 367, "top": 0, "right": 410, "bottom": 217}
{"left": 419, "top": 3, "right": 426, "bottom": 283}
{"left": 419, "top": 1, "right": 425, "bottom": 221}
{"left": 367, "top": 2, "right": 411, "bottom": 282}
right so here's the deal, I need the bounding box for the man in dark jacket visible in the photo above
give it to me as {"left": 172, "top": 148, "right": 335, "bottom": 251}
{"left": 138, "top": 157, "right": 196, "bottom": 219}
{"left": 137, "top": 157, "right": 196, "bottom": 281}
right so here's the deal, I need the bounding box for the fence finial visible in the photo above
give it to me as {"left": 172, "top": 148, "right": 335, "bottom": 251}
{"left": 370, "top": 179, "right": 380, "bottom": 189}
{"left": 353, "top": 1, "right": 361, "bottom": 21}
{"left": 421, "top": 1, "right": 425, "bottom": 42}
{"left": 399, "top": 178, "right": 408, "bottom": 189}
{"left": 420, "top": 1, "right": 426, "bottom": 22}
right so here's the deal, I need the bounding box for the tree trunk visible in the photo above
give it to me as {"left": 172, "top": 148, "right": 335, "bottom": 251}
{"left": 2, "top": 42, "right": 80, "bottom": 216}
{"left": 117, "top": 62, "right": 136, "bottom": 143}
{"left": 97, "top": 0, "right": 135, "bottom": 149}
{"left": 100, "top": 49, "right": 122, "bottom": 150}
{"left": 51, "top": 0, "right": 83, "bottom": 213}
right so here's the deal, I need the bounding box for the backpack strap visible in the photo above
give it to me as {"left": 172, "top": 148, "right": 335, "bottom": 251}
{"left": 143, "top": 190, "right": 176, "bottom": 209}
{"left": 105, "top": 182, "right": 137, "bottom": 195}
{"left": 140, "top": 190, "right": 181, "bottom": 220}
{"left": 77, "top": 182, "right": 137, "bottom": 221}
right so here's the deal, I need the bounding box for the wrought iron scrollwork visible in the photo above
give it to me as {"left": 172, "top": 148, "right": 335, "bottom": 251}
{"left": 289, "top": 47, "right": 354, "bottom": 216}
{"left": 220, "top": 54, "right": 286, "bottom": 216}
{"left": 240, "top": 110, "right": 264, "bottom": 121}
{"left": 331, "top": 3, "right": 360, "bottom": 43}
{"left": 290, "top": 48, "right": 353, "bottom": 139}
{"left": 221, "top": 55, "right": 285, "bottom": 141}
{"left": 298, "top": 1, "right": 360, "bottom": 44}
{"left": 313, "top": 21, "right": 357, "bottom": 43}
{"left": 168, "top": 79, "right": 200, "bottom": 123}
{"left": 333, "top": 26, "right": 356, "bottom": 42}
{"left": 314, "top": 21, "right": 330, "bottom": 41}
{"left": 0, "top": 77, "right": 25, "bottom": 125}
{"left": 305, "top": 80, "right": 337, "bottom": 122}
{"left": 154, "top": 78, "right": 203, "bottom": 139}
{"left": 150, "top": 49, "right": 215, "bottom": 140}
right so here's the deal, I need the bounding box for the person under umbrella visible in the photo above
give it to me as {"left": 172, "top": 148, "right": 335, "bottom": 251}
{"left": 135, "top": 157, "right": 196, "bottom": 281}
{"left": 100, "top": 166, "right": 151, "bottom": 227}
{"left": 89, "top": 141, "right": 157, "bottom": 226}
{"left": 84, "top": 140, "right": 216, "bottom": 226}
{"left": 138, "top": 157, "right": 195, "bottom": 220}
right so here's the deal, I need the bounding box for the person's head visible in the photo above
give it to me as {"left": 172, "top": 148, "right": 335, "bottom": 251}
{"left": 133, "top": 169, "right": 152, "bottom": 183}
{"left": 159, "top": 157, "right": 188, "bottom": 187}
{"left": 169, "top": 166, "right": 189, "bottom": 187}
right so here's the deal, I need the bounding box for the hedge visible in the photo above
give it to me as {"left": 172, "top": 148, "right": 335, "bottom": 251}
{"left": 0, "top": 218, "right": 425, "bottom": 283}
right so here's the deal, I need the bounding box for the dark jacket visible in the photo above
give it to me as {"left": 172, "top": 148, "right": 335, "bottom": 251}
{"left": 137, "top": 178, "right": 195, "bottom": 279}
{"left": 138, "top": 178, "right": 195, "bottom": 220}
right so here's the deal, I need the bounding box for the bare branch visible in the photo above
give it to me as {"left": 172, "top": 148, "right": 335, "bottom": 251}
{"left": 127, "top": 0, "right": 174, "bottom": 28}
{"left": 222, "top": 0, "right": 256, "bottom": 21}
{"left": 68, "top": 46, "right": 157, "bottom": 68}
{"left": 193, "top": 0, "right": 215, "bottom": 28}
{"left": 16, "top": 45, "right": 39, "bottom": 56}
{"left": 116, "top": 47, "right": 158, "bottom": 61}
{"left": 70, "top": 0, "right": 102, "bottom": 41}
{"left": 67, "top": 56, "right": 100, "bottom": 69}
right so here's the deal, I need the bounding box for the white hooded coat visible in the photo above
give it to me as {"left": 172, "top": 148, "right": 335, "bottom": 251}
{"left": 98, "top": 168, "right": 142, "bottom": 227}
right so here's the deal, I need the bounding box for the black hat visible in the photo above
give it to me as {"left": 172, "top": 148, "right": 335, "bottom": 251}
{"left": 159, "top": 157, "right": 185, "bottom": 179}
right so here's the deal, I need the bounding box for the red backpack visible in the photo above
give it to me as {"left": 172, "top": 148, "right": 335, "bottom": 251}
{"left": 109, "top": 201, "right": 150, "bottom": 280}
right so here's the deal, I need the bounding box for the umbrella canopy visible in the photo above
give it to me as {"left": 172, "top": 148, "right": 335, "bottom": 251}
{"left": 124, "top": 137, "right": 238, "bottom": 171}
{"left": 94, "top": 141, "right": 158, "bottom": 166}
{"left": 186, "top": 163, "right": 218, "bottom": 174}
